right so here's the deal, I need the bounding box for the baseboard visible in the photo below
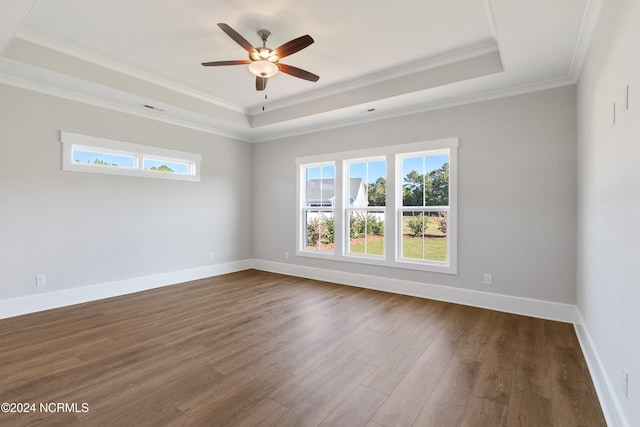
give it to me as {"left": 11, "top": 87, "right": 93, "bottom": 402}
{"left": 0, "top": 260, "right": 252, "bottom": 320}
{"left": 574, "top": 309, "right": 629, "bottom": 427}
{"left": 251, "top": 259, "right": 577, "bottom": 323}
{"left": 2, "top": 258, "right": 577, "bottom": 324}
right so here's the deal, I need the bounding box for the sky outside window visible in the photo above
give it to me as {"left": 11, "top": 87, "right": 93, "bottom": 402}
{"left": 402, "top": 154, "right": 449, "bottom": 176}
{"left": 349, "top": 160, "right": 385, "bottom": 183}
{"left": 72, "top": 149, "right": 135, "bottom": 168}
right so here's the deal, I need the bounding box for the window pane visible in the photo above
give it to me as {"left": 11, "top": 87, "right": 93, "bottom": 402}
{"left": 349, "top": 160, "right": 386, "bottom": 207}
{"left": 402, "top": 154, "right": 450, "bottom": 206}
{"left": 401, "top": 210, "right": 447, "bottom": 261}
{"left": 72, "top": 149, "right": 135, "bottom": 168}
{"left": 143, "top": 158, "right": 190, "bottom": 174}
{"left": 306, "top": 165, "right": 335, "bottom": 207}
{"left": 305, "top": 210, "right": 334, "bottom": 252}
{"left": 348, "top": 210, "right": 384, "bottom": 256}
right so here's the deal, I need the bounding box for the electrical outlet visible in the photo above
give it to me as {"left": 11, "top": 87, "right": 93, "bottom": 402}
{"left": 284, "top": 252, "right": 290, "bottom": 259}
{"left": 36, "top": 274, "right": 46, "bottom": 286}
{"left": 483, "top": 274, "right": 493, "bottom": 285}
{"left": 208, "top": 252, "right": 215, "bottom": 262}
{"left": 623, "top": 369, "right": 629, "bottom": 398}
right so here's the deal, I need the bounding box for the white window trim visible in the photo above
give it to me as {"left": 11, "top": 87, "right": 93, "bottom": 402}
{"left": 296, "top": 138, "right": 458, "bottom": 274}
{"left": 297, "top": 161, "right": 337, "bottom": 254}
{"left": 344, "top": 156, "right": 387, "bottom": 260}
{"left": 395, "top": 148, "right": 457, "bottom": 274}
{"left": 60, "top": 131, "right": 201, "bottom": 182}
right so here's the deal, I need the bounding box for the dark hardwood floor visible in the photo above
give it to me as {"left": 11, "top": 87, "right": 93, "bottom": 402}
{"left": 0, "top": 270, "right": 605, "bottom": 426}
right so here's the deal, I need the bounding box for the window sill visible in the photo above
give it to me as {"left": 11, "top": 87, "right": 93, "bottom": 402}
{"left": 296, "top": 250, "right": 457, "bottom": 275}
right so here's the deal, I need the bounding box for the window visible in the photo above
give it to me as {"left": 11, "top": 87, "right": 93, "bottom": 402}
{"left": 61, "top": 131, "right": 201, "bottom": 182}
{"left": 143, "top": 158, "right": 192, "bottom": 175}
{"left": 399, "top": 152, "right": 450, "bottom": 264}
{"left": 302, "top": 163, "right": 335, "bottom": 252}
{"left": 346, "top": 158, "right": 386, "bottom": 257}
{"left": 297, "top": 138, "right": 457, "bottom": 274}
{"left": 72, "top": 148, "right": 135, "bottom": 169}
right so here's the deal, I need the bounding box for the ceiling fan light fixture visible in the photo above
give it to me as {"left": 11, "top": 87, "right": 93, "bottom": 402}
{"left": 248, "top": 60, "right": 279, "bottom": 78}
{"left": 258, "top": 48, "right": 271, "bottom": 59}
{"left": 203, "top": 24, "right": 318, "bottom": 90}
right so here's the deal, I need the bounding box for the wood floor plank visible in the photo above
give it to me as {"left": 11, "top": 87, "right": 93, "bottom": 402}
{"left": 0, "top": 270, "right": 606, "bottom": 426}
{"left": 182, "top": 367, "right": 292, "bottom": 426}
{"left": 268, "top": 327, "right": 378, "bottom": 408}
{"left": 371, "top": 333, "right": 456, "bottom": 427}
{"left": 223, "top": 398, "right": 290, "bottom": 427}
{"left": 270, "top": 359, "right": 377, "bottom": 426}
{"left": 174, "top": 358, "right": 288, "bottom": 413}
{"left": 361, "top": 313, "right": 443, "bottom": 394}
{"left": 506, "top": 316, "right": 558, "bottom": 426}
{"left": 319, "top": 385, "right": 388, "bottom": 427}
{"left": 459, "top": 396, "right": 509, "bottom": 426}
{"left": 506, "top": 376, "right": 554, "bottom": 427}
{"left": 412, "top": 356, "right": 481, "bottom": 427}
{"left": 548, "top": 345, "right": 607, "bottom": 426}
{"left": 471, "top": 313, "right": 518, "bottom": 406}
{"left": 471, "top": 359, "right": 515, "bottom": 407}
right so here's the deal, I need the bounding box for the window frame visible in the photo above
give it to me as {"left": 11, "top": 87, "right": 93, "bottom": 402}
{"left": 296, "top": 138, "right": 458, "bottom": 274}
{"left": 61, "top": 131, "right": 201, "bottom": 182}
{"left": 344, "top": 156, "right": 387, "bottom": 260}
{"left": 396, "top": 149, "right": 455, "bottom": 271}
{"left": 299, "top": 161, "right": 337, "bottom": 254}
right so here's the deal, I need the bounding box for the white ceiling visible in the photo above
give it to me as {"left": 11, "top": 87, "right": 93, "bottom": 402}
{"left": 0, "top": 0, "right": 597, "bottom": 142}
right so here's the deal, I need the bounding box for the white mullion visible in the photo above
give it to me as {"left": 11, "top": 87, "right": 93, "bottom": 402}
{"left": 332, "top": 161, "right": 342, "bottom": 257}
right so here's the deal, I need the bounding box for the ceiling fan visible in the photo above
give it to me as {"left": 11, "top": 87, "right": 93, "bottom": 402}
{"left": 202, "top": 23, "right": 320, "bottom": 91}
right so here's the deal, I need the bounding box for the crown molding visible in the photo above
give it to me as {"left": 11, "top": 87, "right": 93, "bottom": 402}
{"left": 14, "top": 28, "right": 247, "bottom": 114}
{"left": 247, "top": 41, "right": 500, "bottom": 116}
{"left": 568, "top": 0, "right": 604, "bottom": 80}
{"left": 249, "top": 75, "right": 576, "bottom": 143}
{"left": 0, "top": 73, "right": 248, "bottom": 141}
{"left": 0, "top": 70, "right": 576, "bottom": 145}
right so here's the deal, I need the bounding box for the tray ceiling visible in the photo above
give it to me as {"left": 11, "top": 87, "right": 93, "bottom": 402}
{"left": 0, "top": 0, "right": 596, "bottom": 142}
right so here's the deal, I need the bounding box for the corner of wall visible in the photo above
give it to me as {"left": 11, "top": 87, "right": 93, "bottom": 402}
{"left": 574, "top": 309, "right": 629, "bottom": 427}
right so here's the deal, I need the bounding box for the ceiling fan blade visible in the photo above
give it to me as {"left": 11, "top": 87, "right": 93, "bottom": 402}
{"left": 256, "top": 76, "right": 268, "bottom": 91}
{"left": 201, "top": 60, "right": 251, "bottom": 66}
{"left": 278, "top": 64, "right": 320, "bottom": 82}
{"left": 274, "top": 35, "right": 314, "bottom": 59}
{"left": 217, "top": 23, "right": 257, "bottom": 54}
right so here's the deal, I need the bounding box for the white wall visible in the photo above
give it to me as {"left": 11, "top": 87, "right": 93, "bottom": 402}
{"left": 253, "top": 86, "right": 577, "bottom": 305}
{"left": 576, "top": 0, "right": 640, "bottom": 425}
{"left": 0, "top": 84, "right": 252, "bottom": 301}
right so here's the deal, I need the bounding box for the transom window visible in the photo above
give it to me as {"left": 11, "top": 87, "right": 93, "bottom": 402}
{"left": 297, "top": 138, "right": 457, "bottom": 274}
{"left": 61, "top": 131, "right": 201, "bottom": 182}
